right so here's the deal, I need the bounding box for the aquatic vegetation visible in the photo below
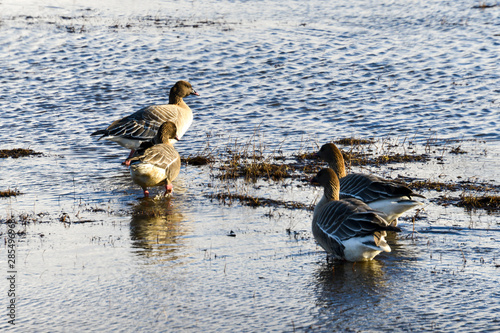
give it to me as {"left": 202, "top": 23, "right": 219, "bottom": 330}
{"left": 450, "top": 146, "right": 467, "bottom": 154}
{"left": 208, "top": 192, "right": 313, "bottom": 211}
{"left": 334, "top": 137, "right": 375, "bottom": 145}
{"left": 201, "top": 135, "right": 499, "bottom": 215}
{"left": 6, "top": 14, "right": 240, "bottom": 33}
{"left": 213, "top": 136, "right": 434, "bottom": 183}
{"left": 409, "top": 180, "right": 460, "bottom": 192}
{"left": 457, "top": 194, "right": 500, "bottom": 212}
{"left": 0, "top": 148, "right": 42, "bottom": 158}
{"left": 0, "top": 189, "right": 21, "bottom": 197}
{"left": 293, "top": 151, "right": 319, "bottom": 161}
{"left": 182, "top": 155, "right": 212, "bottom": 166}
{"left": 220, "top": 161, "right": 292, "bottom": 181}
{"left": 409, "top": 179, "right": 499, "bottom": 193}
{"left": 472, "top": 3, "right": 499, "bottom": 9}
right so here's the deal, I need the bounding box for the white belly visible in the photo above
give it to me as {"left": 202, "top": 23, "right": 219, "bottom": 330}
{"left": 342, "top": 235, "right": 391, "bottom": 262}
{"left": 130, "top": 163, "right": 166, "bottom": 188}
{"left": 368, "top": 197, "right": 424, "bottom": 223}
{"left": 104, "top": 136, "right": 144, "bottom": 150}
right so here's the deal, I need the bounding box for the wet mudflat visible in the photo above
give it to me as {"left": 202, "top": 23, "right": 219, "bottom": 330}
{"left": 1, "top": 0, "right": 499, "bottom": 332}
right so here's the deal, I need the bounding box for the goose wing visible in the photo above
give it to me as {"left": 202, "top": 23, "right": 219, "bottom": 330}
{"left": 339, "top": 173, "right": 425, "bottom": 203}
{"left": 313, "top": 200, "right": 400, "bottom": 256}
{"left": 91, "top": 105, "right": 181, "bottom": 141}
{"left": 130, "top": 144, "right": 180, "bottom": 170}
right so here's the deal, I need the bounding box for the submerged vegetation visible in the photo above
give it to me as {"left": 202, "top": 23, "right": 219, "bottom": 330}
{"left": 457, "top": 194, "right": 500, "bottom": 212}
{"left": 342, "top": 151, "right": 430, "bottom": 166}
{"left": 334, "top": 137, "right": 375, "bottom": 145}
{"left": 5, "top": 14, "right": 239, "bottom": 33}
{"left": 181, "top": 135, "right": 499, "bottom": 214}
{"left": 2, "top": 134, "right": 498, "bottom": 219}
{"left": 409, "top": 179, "right": 499, "bottom": 193}
{"left": 0, "top": 148, "right": 42, "bottom": 158}
{"left": 0, "top": 189, "right": 21, "bottom": 197}
{"left": 182, "top": 155, "right": 212, "bottom": 166}
{"left": 208, "top": 193, "right": 313, "bottom": 211}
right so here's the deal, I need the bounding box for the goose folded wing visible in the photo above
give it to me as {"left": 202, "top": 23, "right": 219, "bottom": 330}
{"left": 103, "top": 111, "right": 160, "bottom": 140}
{"left": 137, "top": 145, "right": 179, "bottom": 170}
{"left": 340, "top": 173, "right": 424, "bottom": 202}
{"left": 142, "top": 105, "right": 180, "bottom": 123}
{"left": 315, "top": 203, "right": 399, "bottom": 242}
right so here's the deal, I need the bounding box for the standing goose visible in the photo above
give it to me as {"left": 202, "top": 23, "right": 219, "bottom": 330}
{"left": 311, "top": 168, "right": 401, "bottom": 262}
{"left": 128, "top": 121, "right": 181, "bottom": 198}
{"left": 317, "top": 143, "right": 425, "bottom": 225}
{"left": 91, "top": 80, "right": 198, "bottom": 164}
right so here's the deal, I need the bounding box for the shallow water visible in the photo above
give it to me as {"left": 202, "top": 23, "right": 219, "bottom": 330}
{"left": 1, "top": 0, "right": 499, "bottom": 332}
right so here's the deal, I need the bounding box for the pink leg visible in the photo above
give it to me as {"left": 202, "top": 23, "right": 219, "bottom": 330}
{"left": 122, "top": 149, "right": 135, "bottom": 166}
{"left": 143, "top": 189, "right": 150, "bottom": 198}
{"left": 164, "top": 184, "right": 173, "bottom": 196}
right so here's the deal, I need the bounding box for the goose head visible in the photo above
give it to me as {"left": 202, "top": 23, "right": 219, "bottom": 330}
{"left": 169, "top": 80, "right": 199, "bottom": 102}
{"left": 155, "top": 121, "right": 179, "bottom": 144}
{"left": 317, "top": 143, "right": 347, "bottom": 178}
{"left": 311, "top": 168, "right": 340, "bottom": 201}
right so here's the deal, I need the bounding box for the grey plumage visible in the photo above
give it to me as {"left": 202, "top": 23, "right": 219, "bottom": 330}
{"left": 339, "top": 173, "right": 425, "bottom": 203}
{"left": 312, "top": 168, "right": 401, "bottom": 261}
{"left": 129, "top": 144, "right": 180, "bottom": 173}
{"left": 91, "top": 80, "right": 198, "bottom": 150}
{"left": 317, "top": 143, "right": 425, "bottom": 224}
{"left": 128, "top": 121, "right": 181, "bottom": 197}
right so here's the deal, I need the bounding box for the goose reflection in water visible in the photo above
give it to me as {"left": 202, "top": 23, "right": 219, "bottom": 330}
{"left": 315, "top": 259, "right": 387, "bottom": 295}
{"left": 311, "top": 259, "right": 390, "bottom": 323}
{"left": 129, "top": 197, "right": 191, "bottom": 262}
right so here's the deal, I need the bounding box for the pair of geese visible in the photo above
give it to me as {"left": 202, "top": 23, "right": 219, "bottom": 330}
{"left": 91, "top": 80, "right": 199, "bottom": 197}
{"left": 91, "top": 80, "right": 425, "bottom": 262}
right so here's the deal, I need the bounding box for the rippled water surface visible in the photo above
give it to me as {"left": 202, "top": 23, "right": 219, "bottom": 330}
{"left": 1, "top": 0, "right": 499, "bottom": 332}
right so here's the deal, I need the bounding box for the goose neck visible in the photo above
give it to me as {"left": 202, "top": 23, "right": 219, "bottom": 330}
{"left": 328, "top": 161, "right": 347, "bottom": 178}
{"left": 323, "top": 183, "right": 339, "bottom": 201}
{"left": 169, "top": 95, "right": 187, "bottom": 107}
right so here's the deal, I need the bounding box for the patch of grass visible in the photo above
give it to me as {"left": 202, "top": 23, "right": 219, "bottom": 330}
{"left": 450, "top": 146, "right": 467, "bottom": 155}
{"left": 215, "top": 135, "right": 294, "bottom": 181}
{"left": 410, "top": 180, "right": 457, "bottom": 192}
{"left": 243, "top": 163, "right": 291, "bottom": 181}
{"left": 0, "top": 148, "right": 42, "bottom": 158}
{"left": 219, "top": 160, "right": 292, "bottom": 181}
{"left": 208, "top": 193, "right": 313, "bottom": 211}
{"left": 430, "top": 195, "right": 458, "bottom": 207}
{"left": 182, "top": 155, "right": 212, "bottom": 166}
{"left": 1, "top": 214, "right": 40, "bottom": 225}
{"left": 409, "top": 179, "right": 499, "bottom": 193}
{"left": 429, "top": 194, "right": 500, "bottom": 212}
{"left": 342, "top": 151, "right": 430, "bottom": 166}
{"left": 0, "top": 189, "right": 21, "bottom": 197}
{"left": 472, "top": 3, "right": 499, "bottom": 9}
{"left": 373, "top": 153, "right": 429, "bottom": 164}
{"left": 293, "top": 152, "right": 319, "bottom": 161}
{"left": 214, "top": 135, "right": 433, "bottom": 182}
{"left": 334, "top": 137, "right": 375, "bottom": 145}
{"left": 457, "top": 194, "right": 500, "bottom": 212}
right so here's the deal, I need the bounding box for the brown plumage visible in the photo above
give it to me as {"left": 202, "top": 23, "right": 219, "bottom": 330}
{"left": 91, "top": 80, "right": 198, "bottom": 163}
{"left": 128, "top": 122, "right": 181, "bottom": 198}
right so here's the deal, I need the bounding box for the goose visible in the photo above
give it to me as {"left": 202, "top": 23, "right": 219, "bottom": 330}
{"left": 91, "top": 80, "right": 198, "bottom": 164}
{"left": 128, "top": 121, "right": 181, "bottom": 198}
{"left": 311, "top": 168, "right": 401, "bottom": 262}
{"left": 317, "top": 143, "right": 425, "bottom": 225}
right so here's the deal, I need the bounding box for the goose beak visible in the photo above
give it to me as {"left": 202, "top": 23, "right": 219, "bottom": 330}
{"left": 191, "top": 89, "right": 200, "bottom": 96}
{"left": 175, "top": 136, "right": 180, "bottom": 141}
